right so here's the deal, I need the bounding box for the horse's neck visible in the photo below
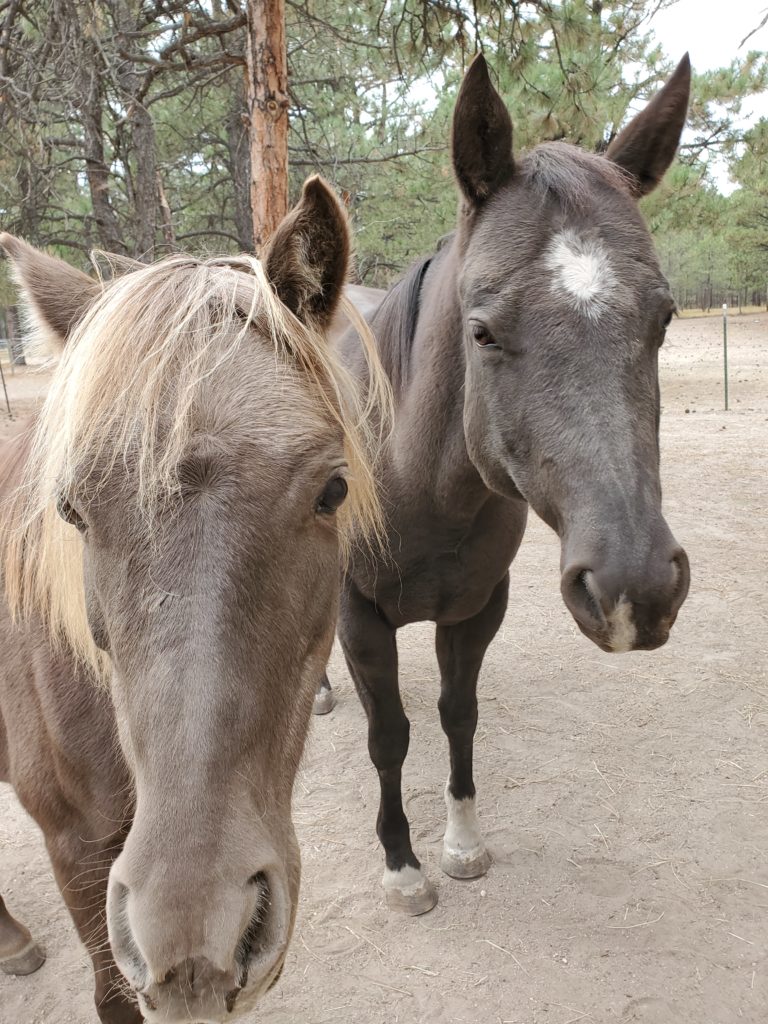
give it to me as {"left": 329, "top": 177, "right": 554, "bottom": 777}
{"left": 391, "top": 248, "right": 488, "bottom": 507}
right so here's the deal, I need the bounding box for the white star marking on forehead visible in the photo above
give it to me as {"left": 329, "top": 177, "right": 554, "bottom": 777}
{"left": 545, "top": 229, "right": 617, "bottom": 320}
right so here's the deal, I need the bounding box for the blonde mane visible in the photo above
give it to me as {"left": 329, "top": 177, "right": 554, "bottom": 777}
{"left": 2, "top": 252, "right": 390, "bottom": 672}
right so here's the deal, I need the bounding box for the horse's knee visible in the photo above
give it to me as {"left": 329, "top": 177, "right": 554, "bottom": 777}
{"left": 438, "top": 690, "right": 478, "bottom": 738}
{"left": 368, "top": 712, "right": 409, "bottom": 771}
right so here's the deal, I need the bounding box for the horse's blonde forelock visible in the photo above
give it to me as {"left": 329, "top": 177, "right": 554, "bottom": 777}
{"left": 2, "top": 252, "right": 391, "bottom": 673}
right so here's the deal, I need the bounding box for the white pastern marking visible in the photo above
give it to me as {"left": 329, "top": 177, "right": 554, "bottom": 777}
{"left": 443, "top": 784, "right": 484, "bottom": 857}
{"left": 545, "top": 230, "right": 617, "bottom": 320}
{"left": 609, "top": 597, "right": 636, "bottom": 653}
{"left": 382, "top": 864, "right": 427, "bottom": 893}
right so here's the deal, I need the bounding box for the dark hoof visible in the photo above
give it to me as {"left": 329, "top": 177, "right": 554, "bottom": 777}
{"left": 0, "top": 938, "right": 46, "bottom": 976}
{"left": 312, "top": 686, "right": 337, "bottom": 715}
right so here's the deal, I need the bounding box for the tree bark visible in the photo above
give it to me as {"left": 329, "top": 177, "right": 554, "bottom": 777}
{"left": 244, "top": 0, "right": 289, "bottom": 254}
{"left": 55, "top": 1, "right": 127, "bottom": 254}
{"left": 156, "top": 171, "right": 175, "bottom": 250}
{"left": 80, "top": 64, "right": 128, "bottom": 255}
{"left": 112, "top": 2, "right": 159, "bottom": 260}
{"left": 227, "top": 76, "right": 255, "bottom": 252}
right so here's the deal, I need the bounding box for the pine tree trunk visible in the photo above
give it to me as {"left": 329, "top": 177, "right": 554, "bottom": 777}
{"left": 78, "top": 57, "right": 127, "bottom": 254}
{"left": 156, "top": 172, "right": 175, "bottom": 251}
{"left": 113, "top": 2, "right": 159, "bottom": 260}
{"left": 227, "top": 77, "right": 255, "bottom": 252}
{"left": 244, "top": 0, "right": 289, "bottom": 254}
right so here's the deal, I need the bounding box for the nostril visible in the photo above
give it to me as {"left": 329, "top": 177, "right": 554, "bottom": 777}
{"left": 575, "top": 569, "right": 602, "bottom": 621}
{"left": 562, "top": 567, "right": 606, "bottom": 628}
{"left": 236, "top": 871, "right": 272, "bottom": 983}
{"left": 107, "top": 880, "right": 147, "bottom": 989}
{"left": 668, "top": 550, "right": 690, "bottom": 611}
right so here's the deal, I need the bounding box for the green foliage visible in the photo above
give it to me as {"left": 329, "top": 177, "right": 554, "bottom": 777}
{"left": 286, "top": 0, "right": 691, "bottom": 282}
{"left": 0, "top": 0, "right": 764, "bottom": 302}
{"left": 0, "top": 263, "right": 17, "bottom": 308}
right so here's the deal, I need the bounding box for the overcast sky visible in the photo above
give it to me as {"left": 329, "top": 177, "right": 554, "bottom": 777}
{"left": 651, "top": 0, "right": 766, "bottom": 75}
{"left": 650, "top": 0, "right": 768, "bottom": 191}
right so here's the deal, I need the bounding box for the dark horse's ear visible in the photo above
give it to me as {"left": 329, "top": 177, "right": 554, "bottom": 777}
{"left": 452, "top": 54, "right": 515, "bottom": 209}
{"left": 0, "top": 234, "right": 99, "bottom": 352}
{"left": 264, "top": 176, "right": 350, "bottom": 331}
{"left": 606, "top": 54, "right": 691, "bottom": 197}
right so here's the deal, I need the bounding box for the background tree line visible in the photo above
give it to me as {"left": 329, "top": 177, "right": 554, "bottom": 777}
{"left": 0, "top": 0, "right": 765, "bottom": 316}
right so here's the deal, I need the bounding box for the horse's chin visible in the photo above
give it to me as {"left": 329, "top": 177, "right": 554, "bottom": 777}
{"left": 574, "top": 619, "right": 671, "bottom": 654}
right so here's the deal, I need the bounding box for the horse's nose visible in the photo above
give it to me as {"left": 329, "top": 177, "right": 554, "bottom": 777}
{"left": 107, "top": 863, "right": 291, "bottom": 1024}
{"left": 561, "top": 546, "right": 689, "bottom": 652}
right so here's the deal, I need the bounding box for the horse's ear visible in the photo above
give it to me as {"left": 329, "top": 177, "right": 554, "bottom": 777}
{"left": 606, "top": 54, "right": 691, "bottom": 197}
{"left": 452, "top": 54, "right": 515, "bottom": 209}
{"left": 264, "top": 176, "right": 350, "bottom": 331}
{"left": 0, "top": 234, "right": 99, "bottom": 351}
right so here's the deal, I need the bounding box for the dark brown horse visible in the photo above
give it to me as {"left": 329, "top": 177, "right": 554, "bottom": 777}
{"left": 0, "top": 178, "right": 388, "bottom": 1022}
{"left": 324, "top": 55, "right": 692, "bottom": 914}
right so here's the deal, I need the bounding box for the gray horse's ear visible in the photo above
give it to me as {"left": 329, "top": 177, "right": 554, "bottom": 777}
{"left": 0, "top": 234, "right": 99, "bottom": 351}
{"left": 606, "top": 54, "right": 691, "bottom": 197}
{"left": 264, "top": 176, "right": 350, "bottom": 331}
{"left": 452, "top": 54, "right": 515, "bottom": 208}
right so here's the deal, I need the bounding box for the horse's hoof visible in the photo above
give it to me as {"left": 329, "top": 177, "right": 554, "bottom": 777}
{"left": 312, "top": 686, "right": 336, "bottom": 715}
{"left": 0, "top": 938, "right": 46, "bottom": 976}
{"left": 382, "top": 865, "right": 438, "bottom": 916}
{"left": 440, "top": 843, "right": 492, "bottom": 880}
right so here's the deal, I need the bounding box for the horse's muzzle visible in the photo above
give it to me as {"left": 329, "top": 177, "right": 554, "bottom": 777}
{"left": 560, "top": 546, "right": 690, "bottom": 653}
{"left": 106, "top": 857, "right": 291, "bottom": 1024}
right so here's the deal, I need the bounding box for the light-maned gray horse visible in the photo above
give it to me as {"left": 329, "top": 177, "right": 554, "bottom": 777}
{"left": 0, "top": 178, "right": 387, "bottom": 1023}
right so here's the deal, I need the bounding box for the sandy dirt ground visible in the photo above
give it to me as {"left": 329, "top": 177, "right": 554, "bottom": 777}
{"left": 1, "top": 311, "right": 767, "bottom": 1024}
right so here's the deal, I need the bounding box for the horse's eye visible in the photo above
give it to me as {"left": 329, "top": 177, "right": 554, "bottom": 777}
{"left": 316, "top": 475, "right": 348, "bottom": 515}
{"left": 662, "top": 310, "right": 674, "bottom": 329}
{"left": 56, "top": 493, "right": 87, "bottom": 533}
{"left": 471, "top": 323, "right": 498, "bottom": 348}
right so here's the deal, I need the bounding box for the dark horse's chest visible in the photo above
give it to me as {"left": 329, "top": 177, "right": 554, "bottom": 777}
{"left": 352, "top": 489, "right": 527, "bottom": 628}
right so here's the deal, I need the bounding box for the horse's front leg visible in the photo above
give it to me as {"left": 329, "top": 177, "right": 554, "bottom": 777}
{"left": 339, "top": 580, "right": 437, "bottom": 915}
{"left": 0, "top": 894, "right": 45, "bottom": 975}
{"left": 436, "top": 572, "right": 509, "bottom": 879}
{"left": 45, "top": 827, "right": 142, "bottom": 1024}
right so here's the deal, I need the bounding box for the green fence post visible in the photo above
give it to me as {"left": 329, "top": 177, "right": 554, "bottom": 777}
{"left": 0, "top": 357, "right": 12, "bottom": 418}
{"left": 722, "top": 302, "right": 729, "bottom": 412}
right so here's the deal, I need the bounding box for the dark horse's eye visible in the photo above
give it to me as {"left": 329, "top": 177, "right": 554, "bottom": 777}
{"left": 56, "top": 493, "right": 87, "bottom": 533}
{"left": 662, "top": 310, "right": 674, "bottom": 329}
{"left": 471, "top": 323, "right": 498, "bottom": 349}
{"left": 316, "top": 476, "right": 348, "bottom": 515}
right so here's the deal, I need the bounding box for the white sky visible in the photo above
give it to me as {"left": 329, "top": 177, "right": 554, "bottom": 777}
{"left": 649, "top": 0, "right": 768, "bottom": 191}
{"left": 650, "top": 0, "right": 766, "bottom": 74}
